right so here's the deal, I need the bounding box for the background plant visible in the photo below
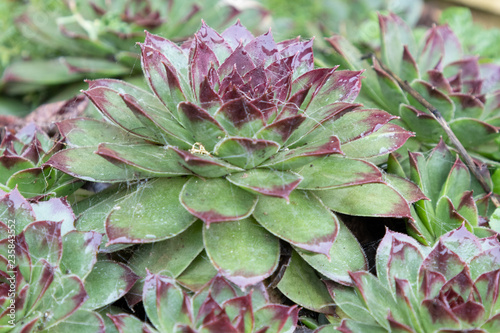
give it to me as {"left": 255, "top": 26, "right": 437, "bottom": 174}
{"left": 320, "top": 225, "right": 500, "bottom": 332}
{"left": 0, "top": 189, "right": 138, "bottom": 332}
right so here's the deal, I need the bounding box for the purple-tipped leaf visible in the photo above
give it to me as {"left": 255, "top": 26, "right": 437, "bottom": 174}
{"left": 296, "top": 155, "right": 383, "bottom": 190}
{"left": 226, "top": 169, "right": 302, "bottom": 200}
{"left": 253, "top": 190, "right": 338, "bottom": 257}
{"left": 203, "top": 217, "right": 280, "bottom": 288}
{"left": 215, "top": 138, "right": 280, "bottom": 169}
{"left": 106, "top": 178, "right": 197, "bottom": 244}
{"left": 169, "top": 147, "right": 244, "bottom": 177}
{"left": 180, "top": 178, "right": 258, "bottom": 225}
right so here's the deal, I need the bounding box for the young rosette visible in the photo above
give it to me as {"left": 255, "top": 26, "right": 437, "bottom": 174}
{"left": 108, "top": 273, "right": 298, "bottom": 333}
{"left": 0, "top": 123, "right": 83, "bottom": 199}
{"left": 47, "top": 22, "right": 418, "bottom": 292}
{"left": 327, "top": 13, "right": 500, "bottom": 159}
{"left": 319, "top": 225, "right": 500, "bottom": 333}
{"left": 0, "top": 189, "right": 138, "bottom": 332}
{"left": 387, "top": 139, "right": 496, "bottom": 245}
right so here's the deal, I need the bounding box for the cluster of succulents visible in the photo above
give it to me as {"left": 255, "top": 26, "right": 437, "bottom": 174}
{"left": 388, "top": 140, "right": 496, "bottom": 245}
{"left": 0, "top": 123, "right": 83, "bottom": 199}
{"left": 0, "top": 189, "right": 138, "bottom": 332}
{"left": 110, "top": 273, "right": 299, "bottom": 333}
{"left": 327, "top": 13, "right": 500, "bottom": 162}
{"left": 45, "top": 22, "right": 425, "bottom": 307}
{"left": 320, "top": 225, "right": 500, "bottom": 333}
{"left": 3, "top": 2, "right": 500, "bottom": 332}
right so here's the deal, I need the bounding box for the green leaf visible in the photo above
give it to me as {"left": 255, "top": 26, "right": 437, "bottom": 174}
{"left": 106, "top": 178, "right": 197, "bottom": 244}
{"left": 57, "top": 118, "right": 147, "bottom": 148}
{"left": 0, "top": 156, "right": 35, "bottom": 184}
{"left": 399, "top": 104, "right": 444, "bottom": 144}
{"left": 340, "top": 124, "right": 412, "bottom": 158}
{"left": 83, "top": 86, "right": 161, "bottom": 141}
{"left": 142, "top": 274, "right": 190, "bottom": 332}
{"left": 82, "top": 261, "right": 139, "bottom": 310}
{"left": 295, "top": 155, "right": 382, "bottom": 190}
{"left": 226, "top": 169, "right": 302, "bottom": 199}
{"left": 408, "top": 80, "right": 455, "bottom": 122}
{"left": 180, "top": 178, "right": 258, "bottom": 224}
{"left": 450, "top": 118, "right": 499, "bottom": 149}
{"left": 37, "top": 274, "right": 88, "bottom": 328}
{"left": 254, "top": 305, "right": 299, "bottom": 333}
{"left": 253, "top": 190, "right": 338, "bottom": 256}
{"left": 316, "top": 183, "right": 412, "bottom": 218}
{"left": 440, "top": 158, "right": 470, "bottom": 207}
{"left": 176, "top": 251, "right": 218, "bottom": 292}
{"left": 349, "top": 271, "right": 396, "bottom": 330}
{"left": 46, "top": 148, "right": 153, "bottom": 182}
{"left": 169, "top": 147, "right": 244, "bottom": 177}
{"left": 108, "top": 313, "right": 157, "bottom": 333}
{"left": 215, "top": 137, "right": 280, "bottom": 169}
{"left": 60, "top": 231, "right": 101, "bottom": 280}
{"left": 296, "top": 218, "right": 367, "bottom": 284}
{"left": 128, "top": 221, "right": 204, "bottom": 278}
{"left": 23, "top": 221, "right": 62, "bottom": 266}
{"left": 7, "top": 168, "right": 48, "bottom": 198}
{"left": 41, "top": 310, "right": 105, "bottom": 333}
{"left": 277, "top": 251, "right": 334, "bottom": 314}
{"left": 328, "top": 109, "right": 398, "bottom": 144}
{"left": 95, "top": 143, "right": 192, "bottom": 177}
{"left": 325, "top": 281, "right": 378, "bottom": 326}
{"left": 204, "top": 217, "right": 280, "bottom": 287}
{"left": 383, "top": 173, "right": 427, "bottom": 203}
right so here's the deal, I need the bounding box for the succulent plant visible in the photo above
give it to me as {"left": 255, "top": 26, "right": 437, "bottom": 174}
{"left": 320, "top": 225, "right": 500, "bottom": 333}
{"left": 109, "top": 273, "right": 299, "bottom": 333}
{"left": 1, "top": 0, "right": 268, "bottom": 101}
{"left": 0, "top": 189, "right": 139, "bottom": 332}
{"left": 46, "top": 21, "right": 421, "bottom": 308}
{"left": 387, "top": 139, "right": 497, "bottom": 245}
{"left": 0, "top": 123, "right": 83, "bottom": 199}
{"left": 327, "top": 13, "right": 500, "bottom": 161}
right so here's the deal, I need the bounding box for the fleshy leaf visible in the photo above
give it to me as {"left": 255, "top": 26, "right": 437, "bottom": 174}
{"left": 95, "top": 143, "right": 192, "bottom": 177}
{"left": 253, "top": 190, "right": 338, "bottom": 256}
{"left": 140, "top": 43, "right": 187, "bottom": 117}
{"left": 108, "top": 313, "right": 157, "bottom": 333}
{"left": 316, "top": 183, "right": 412, "bottom": 218}
{"left": 296, "top": 218, "right": 367, "bottom": 285}
{"left": 180, "top": 178, "right": 258, "bottom": 224}
{"left": 340, "top": 124, "right": 413, "bottom": 158}
{"left": 226, "top": 169, "right": 302, "bottom": 199}
{"left": 295, "top": 155, "right": 382, "bottom": 190}
{"left": 37, "top": 274, "right": 89, "bottom": 328}
{"left": 142, "top": 273, "right": 191, "bottom": 332}
{"left": 44, "top": 309, "right": 105, "bottom": 333}
{"left": 169, "top": 147, "right": 244, "bottom": 177}
{"left": 254, "top": 305, "right": 299, "bottom": 333}
{"left": 106, "top": 178, "right": 197, "bottom": 244}
{"left": 125, "top": 222, "right": 203, "bottom": 307}
{"left": 262, "top": 135, "right": 343, "bottom": 170}
{"left": 277, "top": 251, "right": 335, "bottom": 314}
{"left": 60, "top": 231, "right": 101, "bottom": 279}
{"left": 215, "top": 97, "right": 265, "bottom": 137}
{"left": 57, "top": 118, "right": 147, "bottom": 148}
{"left": 177, "top": 102, "right": 226, "bottom": 152}
{"left": 420, "top": 241, "right": 466, "bottom": 280}
{"left": 204, "top": 217, "right": 280, "bottom": 288}
{"left": 82, "top": 261, "right": 139, "bottom": 310}
{"left": 22, "top": 220, "right": 62, "bottom": 266}
{"left": 46, "top": 147, "right": 153, "bottom": 182}
{"left": 215, "top": 137, "right": 280, "bottom": 169}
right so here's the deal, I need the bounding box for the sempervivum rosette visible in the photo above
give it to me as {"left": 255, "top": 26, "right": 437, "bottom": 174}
{"left": 322, "top": 225, "right": 500, "bottom": 333}
{"left": 47, "top": 22, "right": 419, "bottom": 302}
